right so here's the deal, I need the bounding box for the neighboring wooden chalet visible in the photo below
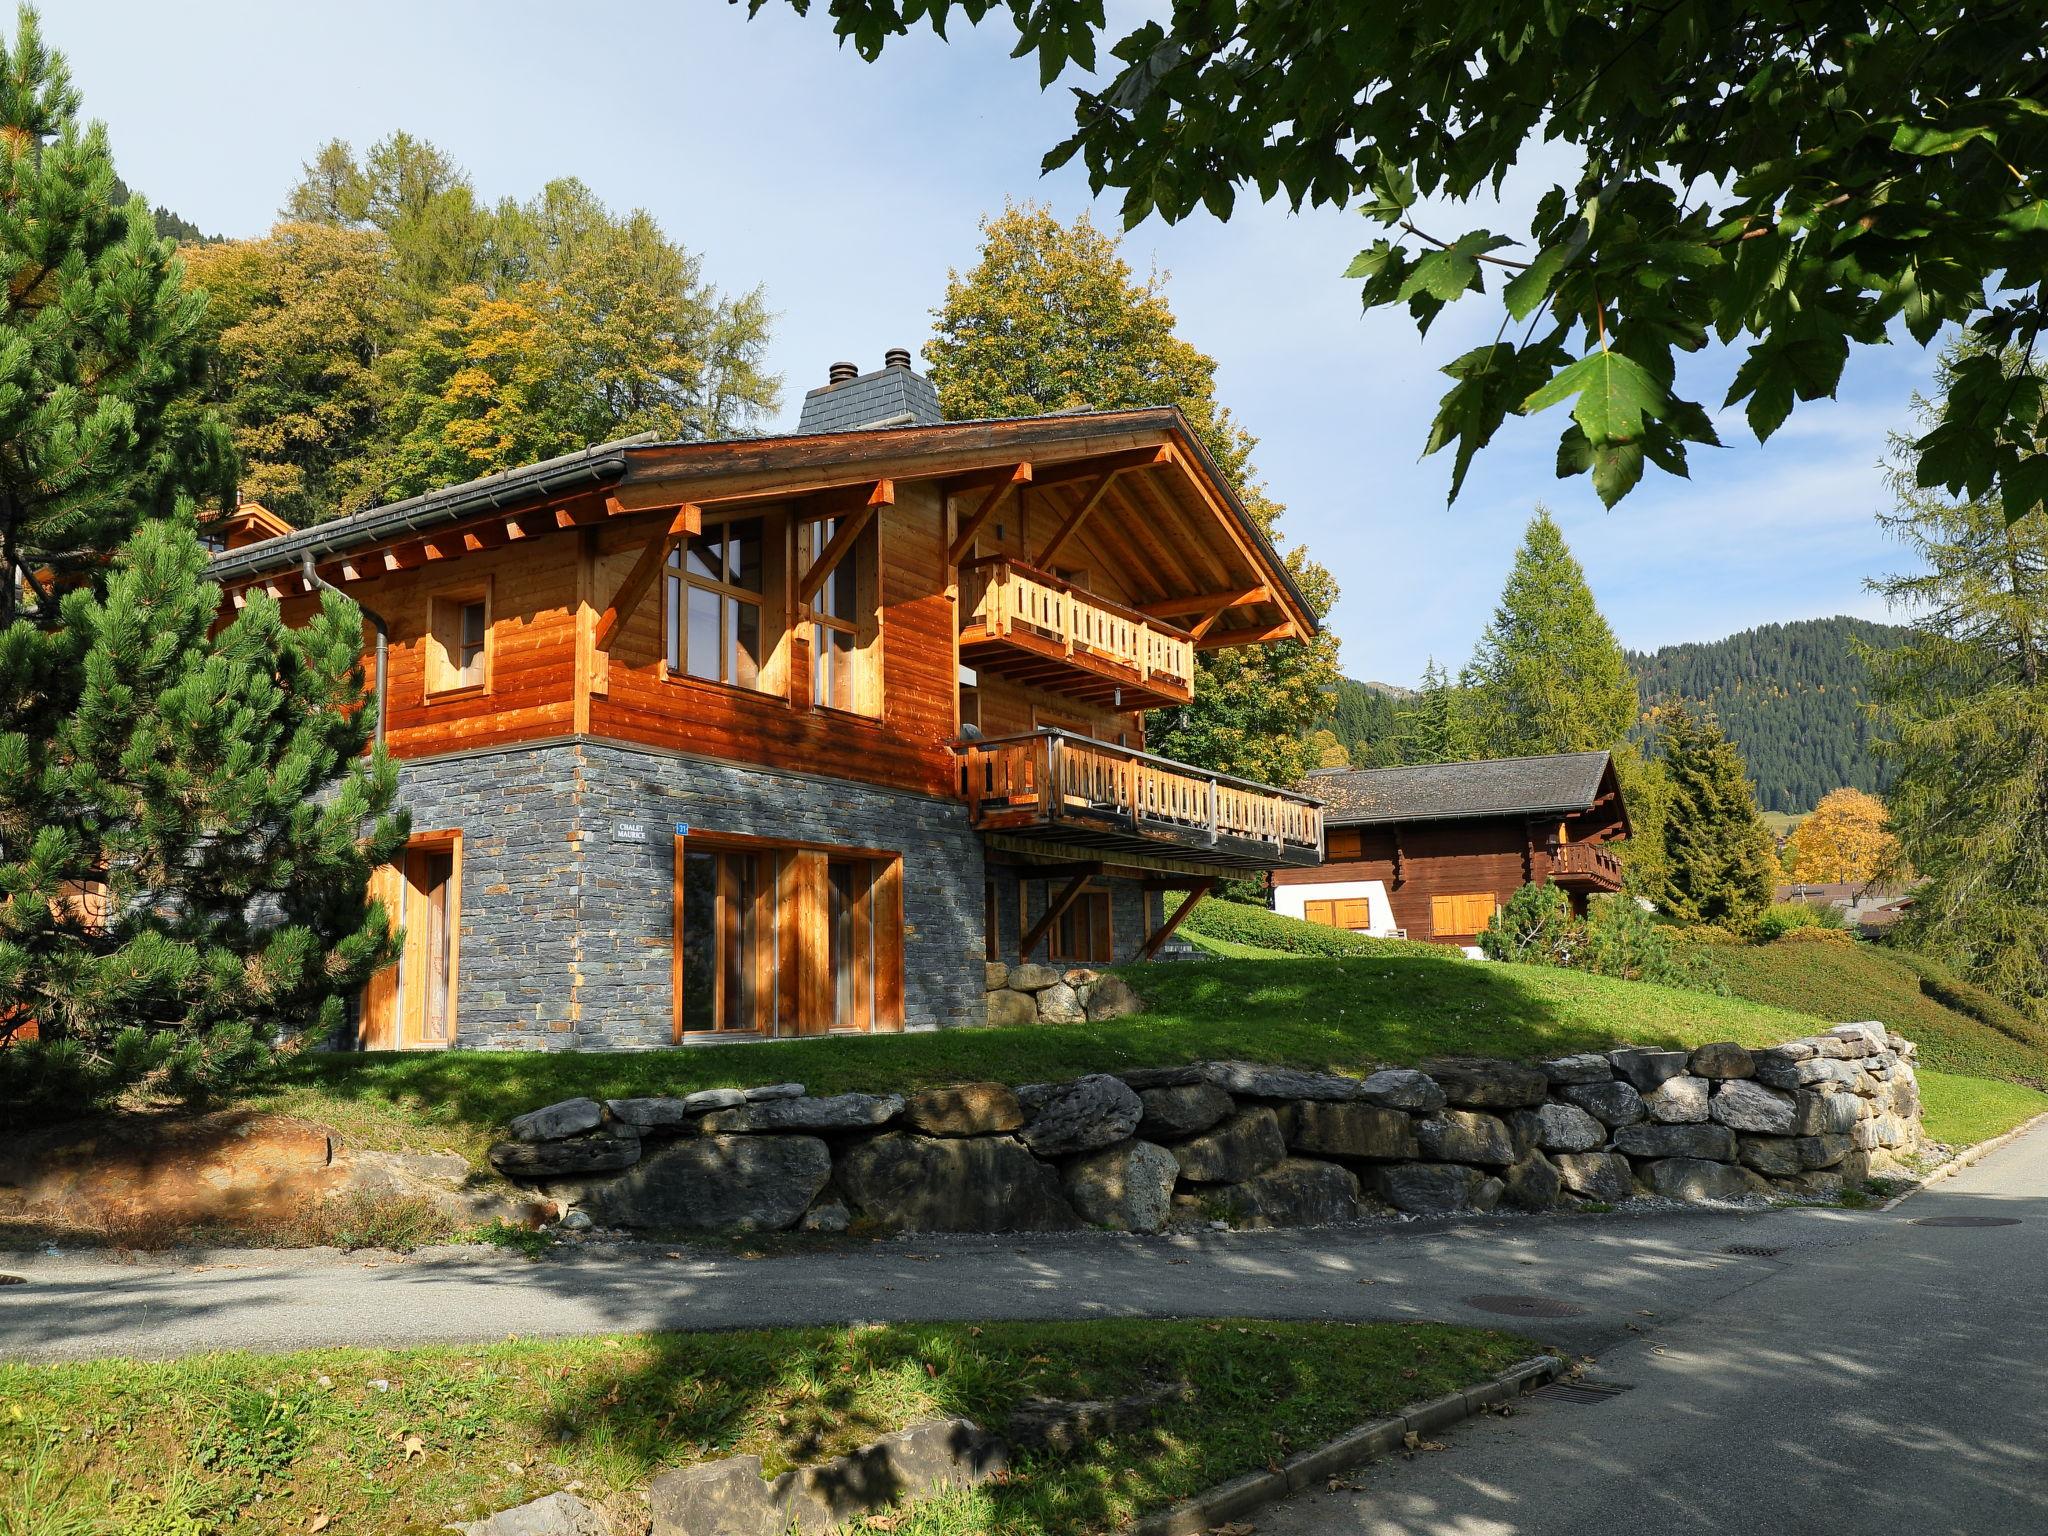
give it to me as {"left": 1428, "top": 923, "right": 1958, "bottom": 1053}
{"left": 210, "top": 351, "right": 1322, "bottom": 1049}
{"left": 1273, "top": 751, "right": 1629, "bottom": 948}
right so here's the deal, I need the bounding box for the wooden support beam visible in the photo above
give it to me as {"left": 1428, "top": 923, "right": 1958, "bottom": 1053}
{"left": 593, "top": 505, "right": 699, "bottom": 654}
{"left": 1035, "top": 470, "right": 1121, "bottom": 568}
{"left": 798, "top": 481, "right": 891, "bottom": 605}
{"left": 1195, "top": 620, "right": 1299, "bottom": 651}
{"left": 1026, "top": 445, "right": 1172, "bottom": 488}
{"left": 383, "top": 543, "right": 426, "bottom": 572}
{"left": 554, "top": 501, "right": 608, "bottom": 529}
{"left": 1140, "top": 586, "right": 1267, "bottom": 621}
{"left": 1020, "top": 868, "right": 1096, "bottom": 961}
{"left": 462, "top": 524, "right": 508, "bottom": 553}
{"left": 1140, "top": 879, "right": 1215, "bottom": 961}
{"left": 947, "top": 463, "right": 1030, "bottom": 566}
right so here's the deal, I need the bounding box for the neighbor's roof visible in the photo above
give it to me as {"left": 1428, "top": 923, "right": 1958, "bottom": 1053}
{"left": 204, "top": 408, "right": 1317, "bottom": 637}
{"left": 1307, "top": 751, "right": 1615, "bottom": 826}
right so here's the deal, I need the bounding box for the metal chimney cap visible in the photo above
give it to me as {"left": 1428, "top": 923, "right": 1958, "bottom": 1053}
{"left": 883, "top": 347, "right": 913, "bottom": 370}
{"left": 827, "top": 360, "right": 859, "bottom": 385}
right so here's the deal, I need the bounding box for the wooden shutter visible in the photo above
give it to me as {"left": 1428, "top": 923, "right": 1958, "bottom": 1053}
{"left": 1333, "top": 898, "right": 1372, "bottom": 931}
{"left": 1303, "top": 899, "right": 1336, "bottom": 927}
{"left": 1430, "top": 892, "right": 1497, "bottom": 936}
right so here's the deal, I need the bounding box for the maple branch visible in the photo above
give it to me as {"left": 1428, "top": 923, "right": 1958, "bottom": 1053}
{"left": 1397, "top": 219, "right": 1532, "bottom": 270}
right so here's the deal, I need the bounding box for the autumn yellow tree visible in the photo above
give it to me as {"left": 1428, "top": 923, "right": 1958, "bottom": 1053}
{"left": 1784, "top": 788, "right": 1899, "bottom": 886}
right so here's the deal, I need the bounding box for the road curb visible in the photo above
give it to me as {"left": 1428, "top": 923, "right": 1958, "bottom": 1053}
{"left": 1129, "top": 1353, "right": 1566, "bottom": 1536}
{"left": 1880, "top": 1110, "right": 2048, "bottom": 1212}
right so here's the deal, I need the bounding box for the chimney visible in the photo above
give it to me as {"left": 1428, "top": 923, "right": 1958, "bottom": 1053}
{"left": 827, "top": 360, "right": 859, "bottom": 385}
{"left": 797, "top": 345, "right": 943, "bottom": 433}
{"left": 884, "top": 346, "right": 913, "bottom": 370}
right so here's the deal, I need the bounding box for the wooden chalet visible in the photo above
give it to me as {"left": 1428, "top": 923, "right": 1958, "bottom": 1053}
{"left": 209, "top": 351, "right": 1323, "bottom": 1049}
{"left": 1272, "top": 751, "right": 1629, "bottom": 949}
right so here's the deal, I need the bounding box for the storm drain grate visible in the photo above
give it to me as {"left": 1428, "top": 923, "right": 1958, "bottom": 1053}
{"left": 1462, "top": 1293, "right": 1587, "bottom": 1319}
{"left": 1530, "top": 1380, "right": 1635, "bottom": 1406}
{"left": 1913, "top": 1216, "right": 2022, "bottom": 1228}
{"left": 1725, "top": 1244, "right": 1785, "bottom": 1258}
{"left": 0, "top": 1274, "right": 25, "bottom": 1286}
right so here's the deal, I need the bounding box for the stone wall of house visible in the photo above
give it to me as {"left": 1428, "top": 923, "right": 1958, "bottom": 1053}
{"left": 489, "top": 1022, "right": 1925, "bottom": 1233}
{"left": 388, "top": 739, "right": 988, "bottom": 1049}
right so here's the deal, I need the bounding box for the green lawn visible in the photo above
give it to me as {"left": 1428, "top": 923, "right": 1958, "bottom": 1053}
{"left": 0, "top": 1319, "right": 1535, "bottom": 1536}
{"left": 247, "top": 952, "right": 1820, "bottom": 1162}
{"left": 1916, "top": 1069, "right": 2048, "bottom": 1148}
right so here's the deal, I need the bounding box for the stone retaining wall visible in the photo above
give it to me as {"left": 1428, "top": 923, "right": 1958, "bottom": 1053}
{"left": 490, "top": 1022, "right": 1923, "bottom": 1233}
{"left": 983, "top": 961, "right": 1143, "bottom": 1026}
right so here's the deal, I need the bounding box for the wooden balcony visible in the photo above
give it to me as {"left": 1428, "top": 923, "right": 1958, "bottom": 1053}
{"left": 957, "top": 730, "right": 1324, "bottom": 871}
{"left": 1547, "top": 841, "right": 1626, "bottom": 892}
{"left": 959, "top": 557, "right": 1196, "bottom": 710}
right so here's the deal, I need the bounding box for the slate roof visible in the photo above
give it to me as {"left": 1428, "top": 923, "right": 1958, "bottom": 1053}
{"left": 1307, "top": 751, "right": 1615, "bottom": 827}
{"left": 796, "top": 362, "right": 943, "bottom": 434}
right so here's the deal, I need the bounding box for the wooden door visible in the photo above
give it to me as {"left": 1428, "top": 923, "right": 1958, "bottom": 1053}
{"left": 360, "top": 834, "right": 461, "bottom": 1050}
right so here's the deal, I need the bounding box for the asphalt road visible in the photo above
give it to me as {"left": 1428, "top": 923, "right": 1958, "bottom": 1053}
{"left": 1259, "top": 1124, "right": 2048, "bottom": 1535}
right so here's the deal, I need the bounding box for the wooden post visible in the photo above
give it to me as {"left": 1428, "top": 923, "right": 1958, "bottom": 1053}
{"left": 1140, "top": 880, "right": 1215, "bottom": 961}
{"left": 1020, "top": 868, "right": 1094, "bottom": 961}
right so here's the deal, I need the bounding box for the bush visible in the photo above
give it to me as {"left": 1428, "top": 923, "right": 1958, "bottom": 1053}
{"left": 1751, "top": 901, "right": 1846, "bottom": 942}
{"left": 1673, "top": 922, "right": 1743, "bottom": 946}
{"left": 1779, "top": 925, "right": 1856, "bottom": 944}
{"left": 0, "top": 1022, "right": 273, "bottom": 1122}
{"left": 1886, "top": 948, "right": 2048, "bottom": 1051}
{"left": 1581, "top": 894, "right": 1712, "bottom": 988}
{"left": 1478, "top": 883, "right": 1576, "bottom": 966}
{"left": 1182, "top": 898, "right": 1433, "bottom": 959}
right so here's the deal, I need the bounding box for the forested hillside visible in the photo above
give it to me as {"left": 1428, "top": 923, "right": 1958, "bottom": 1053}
{"left": 1631, "top": 617, "right": 1905, "bottom": 813}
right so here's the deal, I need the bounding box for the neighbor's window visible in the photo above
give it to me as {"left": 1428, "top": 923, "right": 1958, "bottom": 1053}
{"left": 666, "top": 516, "right": 766, "bottom": 691}
{"left": 426, "top": 589, "right": 490, "bottom": 695}
{"left": 1430, "top": 892, "right": 1498, "bottom": 937}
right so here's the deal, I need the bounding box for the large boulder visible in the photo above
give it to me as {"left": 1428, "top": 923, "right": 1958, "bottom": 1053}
{"left": 1500, "top": 1152, "right": 1564, "bottom": 1211}
{"left": 1417, "top": 1058, "right": 1551, "bottom": 1109}
{"left": 651, "top": 1456, "right": 781, "bottom": 1536}
{"left": 745, "top": 1083, "right": 805, "bottom": 1102}
{"left": 1611, "top": 1122, "right": 1737, "bottom": 1162}
{"left": 1085, "top": 975, "right": 1145, "bottom": 1020}
{"left": 1689, "top": 1043, "right": 1756, "bottom": 1080}
{"left": 1819, "top": 1091, "right": 1864, "bottom": 1134}
{"left": 1063, "top": 1141, "right": 1179, "bottom": 1232}
{"left": 1201, "top": 1158, "right": 1360, "bottom": 1228}
{"left": 1019, "top": 1075, "right": 1143, "bottom": 1157}
{"left": 1540, "top": 1053, "right": 1616, "bottom": 1085}
{"left": 1528, "top": 1102, "right": 1607, "bottom": 1153}
{"left": 581, "top": 1136, "right": 830, "bottom": 1231}
{"left": 1750, "top": 1049, "right": 1808, "bottom": 1091}
{"left": 985, "top": 961, "right": 1010, "bottom": 990}
{"left": 1036, "top": 982, "right": 1086, "bottom": 1024}
{"left": 1283, "top": 1101, "right": 1419, "bottom": 1161}
{"left": 1557, "top": 1079, "right": 1647, "bottom": 1127}
{"left": 1200, "top": 1062, "right": 1369, "bottom": 1101}
{"left": 457, "top": 1492, "right": 608, "bottom": 1536}
{"left": 490, "top": 1130, "right": 641, "bottom": 1179}
{"left": 1414, "top": 1110, "right": 1517, "bottom": 1166}
{"left": 1360, "top": 1068, "right": 1448, "bottom": 1112}
{"left": 1711, "top": 1080, "right": 1809, "bottom": 1136}
{"left": 1642, "top": 1158, "right": 1758, "bottom": 1202}
{"left": 1607, "top": 1048, "right": 1692, "bottom": 1092}
{"left": 509, "top": 1098, "right": 604, "bottom": 1142}
{"left": 704, "top": 1094, "right": 903, "bottom": 1135}
{"left": 1007, "top": 962, "right": 1063, "bottom": 992}
{"left": 772, "top": 1419, "right": 1009, "bottom": 1535}
{"left": 1736, "top": 1136, "right": 1805, "bottom": 1177}
{"left": 1136, "top": 1082, "right": 1235, "bottom": 1139}
{"left": 1553, "top": 1151, "right": 1637, "bottom": 1203}
{"left": 1368, "top": 1162, "right": 1494, "bottom": 1215}
{"left": 903, "top": 1083, "right": 1024, "bottom": 1137}
{"left": 836, "top": 1134, "right": 1080, "bottom": 1232}
{"left": 1118, "top": 1064, "right": 1207, "bottom": 1090}
{"left": 1643, "top": 1074, "right": 1711, "bottom": 1125}
{"left": 986, "top": 989, "right": 1039, "bottom": 1028}
{"left": 1172, "top": 1107, "right": 1288, "bottom": 1183}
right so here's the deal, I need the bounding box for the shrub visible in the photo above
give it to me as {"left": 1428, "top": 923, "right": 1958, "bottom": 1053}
{"left": 1182, "top": 898, "right": 1433, "bottom": 959}
{"left": 1779, "top": 925, "right": 1856, "bottom": 944}
{"left": 1580, "top": 894, "right": 1711, "bottom": 988}
{"left": 1478, "top": 883, "right": 1576, "bottom": 966}
{"left": 1886, "top": 948, "right": 2048, "bottom": 1051}
{"left": 1751, "top": 901, "right": 1845, "bottom": 942}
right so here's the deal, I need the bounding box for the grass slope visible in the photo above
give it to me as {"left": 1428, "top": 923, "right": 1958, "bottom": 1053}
{"left": 0, "top": 1320, "right": 1533, "bottom": 1536}
{"left": 248, "top": 954, "right": 1818, "bottom": 1162}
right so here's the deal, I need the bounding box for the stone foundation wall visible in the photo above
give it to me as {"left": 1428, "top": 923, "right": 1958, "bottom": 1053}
{"left": 490, "top": 1021, "right": 1924, "bottom": 1234}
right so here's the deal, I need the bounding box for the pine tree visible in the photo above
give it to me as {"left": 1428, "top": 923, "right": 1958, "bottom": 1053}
{"left": 1399, "top": 658, "right": 1469, "bottom": 764}
{"left": 1464, "top": 509, "right": 1637, "bottom": 759}
{"left": 1655, "top": 704, "right": 1778, "bottom": 928}
{"left": 0, "top": 4, "right": 228, "bottom": 623}
{"left": 929, "top": 200, "right": 1341, "bottom": 786}
{"left": 0, "top": 520, "right": 406, "bottom": 1105}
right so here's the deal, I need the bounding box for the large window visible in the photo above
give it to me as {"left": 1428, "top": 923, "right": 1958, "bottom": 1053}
{"left": 666, "top": 516, "right": 767, "bottom": 691}
{"left": 799, "top": 512, "right": 879, "bottom": 715}
{"left": 674, "top": 835, "right": 901, "bottom": 1039}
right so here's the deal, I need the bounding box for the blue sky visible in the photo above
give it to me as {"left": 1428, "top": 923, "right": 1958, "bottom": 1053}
{"left": 64, "top": 0, "right": 1931, "bottom": 686}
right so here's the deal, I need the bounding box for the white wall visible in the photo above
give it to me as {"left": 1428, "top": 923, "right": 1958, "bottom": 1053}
{"left": 1272, "top": 879, "right": 1400, "bottom": 936}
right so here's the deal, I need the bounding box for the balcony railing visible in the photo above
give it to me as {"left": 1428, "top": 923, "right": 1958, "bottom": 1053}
{"left": 956, "top": 729, "right": 1324, "bottom": 870}
{"left": 1548, "top": 841, "right": 1626, "bottom": 890}
{"left": 959, "top": 558, "right": 1196, "bottom": 710}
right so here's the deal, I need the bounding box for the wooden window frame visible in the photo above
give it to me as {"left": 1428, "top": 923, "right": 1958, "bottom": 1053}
{"left": 797, "top": 509, "right": 882, "bottom": 719}
{"left": 361, "top": 829, "right": 462, "bottom": 1050}
{"left": 663, "top": 513, "right": 774, "bottom": 696}
{"left": 423, "top": 581, "right": 492, "bottom": 700}
{"left": 673, "top": 830, "right": 903, "bottom": 1042}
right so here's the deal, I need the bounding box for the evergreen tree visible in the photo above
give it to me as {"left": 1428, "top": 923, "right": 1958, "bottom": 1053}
{"left": 0, "top": 521, "right": 405, "bottom": 1104}
{"left": 1610, "top": 738, "right": 1672, "bottom": 900}
{"left": 928, "top": 201, "right": 1341, "bottom": 786}
{"left": 0, "top": 5, "right": 228, "bottom": 624}
{"left": 1655, "top": 704, "right": 1778, "bottom": 928}
{"left": 1399, "top": 658, "right": 1469, "bottom": 765}
{"left": 1464, "top": 509, "right": 1637, "bottom": 759}
{"left": 1870, "top": 346, "right": 2048, "bottom": 1008}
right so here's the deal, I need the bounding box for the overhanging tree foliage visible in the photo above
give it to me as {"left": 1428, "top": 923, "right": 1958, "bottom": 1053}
{"left": 756, "top": 1, "right": 2048, "bottom": 515}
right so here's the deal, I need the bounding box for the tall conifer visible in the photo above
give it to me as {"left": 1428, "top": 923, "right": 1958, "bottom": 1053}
{"left": 1655, "top": 704, "right": 1777, "bottom": 927}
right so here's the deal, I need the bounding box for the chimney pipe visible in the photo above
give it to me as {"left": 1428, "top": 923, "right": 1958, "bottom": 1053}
{"left": 827, "top": 360, "right": 858, "bottom": 385}
{"left": 884, "top": 347, "right": 912, "bottom": 370}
